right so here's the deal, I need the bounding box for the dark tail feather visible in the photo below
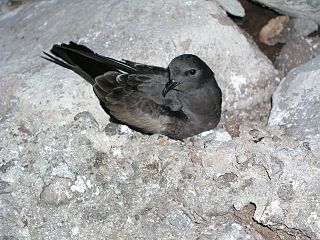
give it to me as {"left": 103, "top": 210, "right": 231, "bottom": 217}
{"left": 42, "top": 52, "right": 73, "bottom": 70}
{"left": 42, "top": 41, "right": 138, "bottom": 85}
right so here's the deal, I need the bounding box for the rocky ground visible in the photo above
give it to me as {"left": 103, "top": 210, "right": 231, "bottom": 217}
{"left": 0, "top": 0, "right": 320, "bottom": 239}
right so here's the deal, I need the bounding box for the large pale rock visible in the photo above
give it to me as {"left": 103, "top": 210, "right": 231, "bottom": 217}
{"left": 0, "top": 0, "right": 276, "bottom": 122}
{"left": 269, "top": 56, "right": 320, "bottom": 158}
{"left": 5, "top": 0, "right": 317, "bottom": 239}
{"left": 1, "top": 112, "right": 319, "bottom": 239}
{"left": 251, "top": 0, "right": 320, "bottom": 25}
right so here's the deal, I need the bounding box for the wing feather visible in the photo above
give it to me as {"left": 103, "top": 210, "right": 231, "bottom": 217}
{"left": 93, "top": 72, "right": 186, "bottom": 135}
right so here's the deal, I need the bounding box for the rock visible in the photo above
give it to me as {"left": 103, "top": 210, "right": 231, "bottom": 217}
{"left": 251, "top": 0, "right": 320, "bottom": 25}
{"left": 0, "top": 0, "right": 27, "bottom": 13}
{"left": 259, "top": 15, "right": 319, "bottom": 49}
{"left": 1, "top": 0, "right": 319, "bottom": 239}
{"left": 217, "top": 0, "right": 245, "bottom": 17}
{"left": 269, "top": 56, "right": 320, "bottom": 140}
{"left": 275, "top": 36, "right": 320, "bottom": 77}
{"left": 0, "top": 0, "right": 276, "bottom": 124}
{"left": 224, "top": 119, "right": 241, "bottom": 138}
{"left": 259, "top": 15, "right": 290, "bottom": 46}
{"left": 167, "top": 208, "right": 194, "bottom": 230}
{"left": 1, "top": 111, "right": 320, "bottom": 238}
{"left": 74, "top": 111, "right": 99, "bottom": 130}
{"left": 292, "top": 17, "right": 318, "bottom": 36}
{"left": 0, "top": 179, "right": 11, "bottom": 194}
{"left": 40, "top": 177, "right": 74, "bottom": 205}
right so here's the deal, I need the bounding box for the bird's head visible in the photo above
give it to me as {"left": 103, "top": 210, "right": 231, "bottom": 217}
{"left": 162, "top": 54, "right": 214, "bottom": 97}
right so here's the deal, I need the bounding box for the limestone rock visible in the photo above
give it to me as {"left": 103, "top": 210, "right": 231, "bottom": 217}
{"left": 251, "top": 0, "right": 320, "bottom": 25}
{"left": 269, "top": 56, "right": 320, "bottom": 158}
{"left": 0, "top": 0, "right": 277, "bottom": 123}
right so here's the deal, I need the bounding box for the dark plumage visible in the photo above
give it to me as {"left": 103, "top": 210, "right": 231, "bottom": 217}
{"left": 42, "top": 42, "right": 222, "bottom": 140}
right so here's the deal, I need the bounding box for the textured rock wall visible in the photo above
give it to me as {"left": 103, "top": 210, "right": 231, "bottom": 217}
{"left": 1, "top": 0, "right": 320, "bottom": 239}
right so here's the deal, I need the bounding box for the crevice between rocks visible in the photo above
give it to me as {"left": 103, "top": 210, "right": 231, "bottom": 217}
{"left": 231, "top": 202, "right": 312, "bottom": 240}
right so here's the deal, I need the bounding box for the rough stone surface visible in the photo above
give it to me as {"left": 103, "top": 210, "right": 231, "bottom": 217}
{"left": 275, "top": 36, "right": 320, "bottom": 77}
{"left": 1, "top": 0, "right": 319, "bottom": 239}
{"left": 259, "top": 16, "right": 319, "bottom": 47}
{"left": 217, "top": 0, "right": 245, "bottom": 17}
{"left": 292, "top": 17, "right": 318, "bottom": 36}
{"left": 0, "top": 0, "right": 28, "bottom": 13}
{"left": 0, "top": 0, "right": 277, "bottom": 121}
{"left": 251, "top": 0, "right": 320, "bottom": 25}
{"left": 269, "top": 55, "right": 320, "bottom": 158}
{"left": 1, "top": 115, "right": 320, "bottom": 239}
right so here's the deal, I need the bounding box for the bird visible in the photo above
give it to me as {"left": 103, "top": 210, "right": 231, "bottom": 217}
{"left": 42, "top": 41, "right": 222, "bottom": 140}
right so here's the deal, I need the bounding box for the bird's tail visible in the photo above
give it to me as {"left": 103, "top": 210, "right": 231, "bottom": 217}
{"left": 42, "top": 41, "right": 138, "bottom": 85}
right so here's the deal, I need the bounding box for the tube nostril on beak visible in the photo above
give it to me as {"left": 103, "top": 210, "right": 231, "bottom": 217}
{"left": 162, "top": 80, "right": 179, "bottom": 97}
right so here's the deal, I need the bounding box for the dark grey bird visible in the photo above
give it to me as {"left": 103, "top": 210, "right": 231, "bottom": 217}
{"left": 42, "top": 42, "right": 222, "bottom": 140}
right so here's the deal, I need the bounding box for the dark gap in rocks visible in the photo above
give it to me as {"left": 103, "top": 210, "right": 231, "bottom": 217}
{"left": 231, "top": 203, "right": 281, "bottom": 239}
{"left": 229, "top": 0, "right": 320, "bottom": 63}
{"left": 230, "top": 0, "right": 284, "bottom": 63}
{"left": 253, "top": 136, "right": 264, "bottom": 143}
{"left": 232, "top": 202, "right": 312, "bottom": 240}
{"left": 310, "top": 30, "right": 320, "bottom": 38}
{"left": 229, "top": 0, "right": 284, "bottom": 63}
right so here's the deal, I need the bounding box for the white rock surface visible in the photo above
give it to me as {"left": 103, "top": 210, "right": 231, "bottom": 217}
{"left": 0, "top": 0, "right": 277, "bottom": 121}
{"left": 269, "top": 56, "right": 320, "bottom": 158}
{"left": 1, "top": 0, "right": 318, "bottom": 239}
{"left": 251, "top": 0, "right": 320, "bottom": 25}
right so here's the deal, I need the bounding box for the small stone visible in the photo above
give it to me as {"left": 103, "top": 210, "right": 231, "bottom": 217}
{"left": 74, "top": 111, "right": 99, "bottom": 130}
{"left": 259, "top": 16, "right": 290, "bottom": 46}
{"left": 215, "top": 172, "right": 238, "bottom": 189}
{"left": 224, "top": 120, "right": 240, "bottom": 138}
{"left": 277, "top": 183, "right": 295, "bottom": 201}
{"left": 0, "top": 179, "right": 11, "bottom": 194}
{"left": 40, "top": 177, "right": 74, "bottom": 205}
{"left": 104, "top": 122, "right": 118, "bottom": 136}
{"left": 167, "top": 209, "right": 193, "bottom": 230}
{"left": 260, "top": 201, "right": 284, "bottom": 225}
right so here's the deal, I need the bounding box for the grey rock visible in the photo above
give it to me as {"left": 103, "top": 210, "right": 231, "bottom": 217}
{"left": 0, "top": 0, "right": 319, "bottom": 239}
{"left": 0, "top": 179, "right": 11, "bottom": 194}
{"left": 0, "top": 0, "right": 276, "bottom": 123}
{"left": 2, "top": 114, "right": 320, "bottom": 238}
{"left": 167, "top": 208, "right": 194, "bottom": 230}
{"left": 216, "top": 0, "right": 245, "bottom": 17}
{"left": 269, "top": 56, "right": 320, "bottom": 142}
{"left": 215, "top": 172, "right": 238, "bottom": 189}
{"left": 251, "top": 0, "right": 320, "bottom": 25}
{"left": 74, "top": 111, "right": 99, "bottom": 130}
{"left": 40, "top": 177, "right": 74, "bottom": 205}
{"left": 277, "top": 183, "right": 295, "bottom": 201}
{"left": 1, "top": 111, "right": 320, "bottom": 238}
{"left": 275, "top": 36, "right": 320, "bottom": 77}
{"left": 293, "top": 17, "right": 319, "bottom": 36}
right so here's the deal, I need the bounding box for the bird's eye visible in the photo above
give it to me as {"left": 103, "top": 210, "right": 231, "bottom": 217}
{"left": 188, "top": 69, "right": 196, "bottom": 75}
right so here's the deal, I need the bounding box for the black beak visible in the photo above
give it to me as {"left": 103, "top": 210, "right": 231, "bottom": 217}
{"left": 162, "top": 80, "right": 179, "bottom": 97}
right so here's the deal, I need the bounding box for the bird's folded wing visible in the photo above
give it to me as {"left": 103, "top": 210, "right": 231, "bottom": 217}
{"left": 122, "top": 59, "right": 168, "bottom": 75}
{"left": 93, "top": 72, "right": 186, "bottom": 134}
